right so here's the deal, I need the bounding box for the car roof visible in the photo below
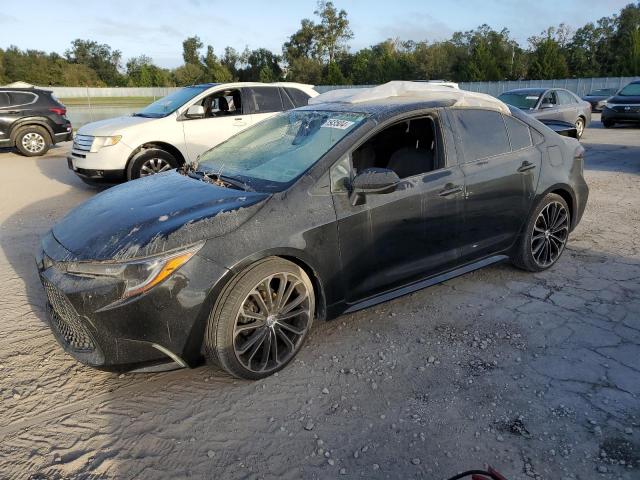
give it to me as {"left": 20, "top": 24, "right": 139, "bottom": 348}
{"left": 298, "top": 98, "right": 457, "bottom": 122}
{"left": 0, "top": 87, "right": 52, "bottom": 94}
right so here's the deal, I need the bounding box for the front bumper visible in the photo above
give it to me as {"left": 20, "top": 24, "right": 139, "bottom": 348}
{"left": 36, "top": 233, "right": 229, "bottom": 371}
{"left": 601, "top": 106, "right": 640, "bottom": 123}
{"left": 67, "top": 156, "right": 125, "bottom": 183}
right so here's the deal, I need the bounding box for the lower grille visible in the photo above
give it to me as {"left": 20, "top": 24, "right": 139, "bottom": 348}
{"left": 43, "top": 280, "right": 96, "bottom": 352}
{"left": 613, "top": 105, "right": 640, "bottom": 113}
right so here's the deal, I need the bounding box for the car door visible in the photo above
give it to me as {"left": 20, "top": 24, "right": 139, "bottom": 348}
{"left": 448, "top": 108, "right": 541, "bottom": 262}
{"left": 181, "top": 88, "right": 252, "bottom": 161}
{"left": 0, "top": 91, "right": 13, "bottom": 143}
{"left": 534, "top": 90, "right": 561, "bottom": 122}
{"left": 556, "top": 90, "right": 579, "bottom": 123}
{"left": 330, "top": 113, "right": 465, "bottom": 304}
{"left": 0, "top": 91, "right": 36, "bottom": 143}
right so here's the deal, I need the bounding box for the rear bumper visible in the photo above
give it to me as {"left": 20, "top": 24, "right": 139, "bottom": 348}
{"left": 55, "top": 131, "right": 73, "bottom": 143}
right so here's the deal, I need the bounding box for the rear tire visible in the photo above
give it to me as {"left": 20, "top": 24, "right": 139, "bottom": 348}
{"left": 511, "top": 193, "right": 571, "bottom": 272}
{"left": 602, "top": 119, "right": 615, "bottom": 128}
{"left": 127, "top": 148, "right": 177, "bottom": 180}
{"left": 204, "top": 257, "right": 315, "bottom": 380}
{"left": 15, "top": 126, "right": 51, "bottom": 156}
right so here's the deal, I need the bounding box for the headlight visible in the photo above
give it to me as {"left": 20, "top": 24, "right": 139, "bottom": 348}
{"left": 90, "top": 135, "right": 122, "bottom": 153}
{"left": 66, "top": 243, "right": 203, "bottom": 298}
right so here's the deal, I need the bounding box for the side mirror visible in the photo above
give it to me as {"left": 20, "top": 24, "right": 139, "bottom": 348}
{"left": 185, "top": 105, "right": 205, "bottom": 119}
{"left": 350, "top": 167, "right": 400, "bottom": 206}
{"left": 539, "top": 102, "right": 554, "bottom": 110}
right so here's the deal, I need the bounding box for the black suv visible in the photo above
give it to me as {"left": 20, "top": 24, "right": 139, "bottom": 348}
{"left": 0, "top": 88, "right": 73, "bottom": 156}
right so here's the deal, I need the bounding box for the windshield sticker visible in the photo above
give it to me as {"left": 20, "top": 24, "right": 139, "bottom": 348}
{"left": 322, "top": 119, "right": 355, "bottom": 130}
{"left": 526, "top": 96, "right": 539, "bottom": 100}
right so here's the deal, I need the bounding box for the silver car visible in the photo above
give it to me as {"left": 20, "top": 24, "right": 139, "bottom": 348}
{"left": 498, "top": 88, "right": 592, "bottom": 139}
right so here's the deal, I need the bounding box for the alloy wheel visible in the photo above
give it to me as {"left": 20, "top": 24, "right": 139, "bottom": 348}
{"left": 140, "top": 158, "right": 172, "bottom": 176}
{"left": 233, "top": 272, "right": 312, "bottom": 374}
{"left": 531, "top": 201, "right": 569, "bottom": 268}
{"left": 21, "top": 132, "right": 46, "bottom": 153}
{"left": 575, "top": 118, "right": 584, "bottom": 138}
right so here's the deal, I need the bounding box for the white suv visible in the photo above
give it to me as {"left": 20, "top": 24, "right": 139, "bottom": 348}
{"left": 68, "top": 82, "right": 318, "bottom": 182}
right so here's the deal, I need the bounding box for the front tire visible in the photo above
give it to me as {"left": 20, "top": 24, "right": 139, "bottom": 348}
{"left": 204, "top": 257, "right": 315, "bottom": 380}
{"left": 512, "top": 193, "right": 571, "bottom": 272}
{"left": 15, "top": 126, "right": 51, "bottom": 156}
{"left": 602, "top": 119, "right": 615, "bottom": 128}
{"left": 127, "top": 148, "right": 177, "bottom": 180}
{"left": 575, "top": 117, "right": 585, "bottom": 139}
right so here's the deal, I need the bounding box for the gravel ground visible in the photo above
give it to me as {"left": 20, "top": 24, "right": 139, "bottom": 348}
{"left": 0, "top": 116, "right": 638, "bottom": 480}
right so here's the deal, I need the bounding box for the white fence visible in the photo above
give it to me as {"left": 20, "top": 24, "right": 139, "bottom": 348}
{"left": 43, "top": 86, "right": 181, "bottom": 98}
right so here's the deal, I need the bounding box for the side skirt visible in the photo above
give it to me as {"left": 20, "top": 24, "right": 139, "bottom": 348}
{"left": 342, "top": 255, "right": 509, "bottom": 315}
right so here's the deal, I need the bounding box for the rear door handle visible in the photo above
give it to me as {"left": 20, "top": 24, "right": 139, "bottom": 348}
{"left": 439, "top": 184, "right": 463, "bottom": 197}
{"left": 517, "top": 161, "right": 536, "bottom": 173}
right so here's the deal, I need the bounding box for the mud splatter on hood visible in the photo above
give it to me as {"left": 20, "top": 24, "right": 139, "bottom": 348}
{"left": 51, "top": 171, "right": 269, "bottom": 261}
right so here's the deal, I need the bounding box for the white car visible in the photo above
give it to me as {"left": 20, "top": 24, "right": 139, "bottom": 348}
{"left": 68, "top": 82, "right": 318, "bottom": 182}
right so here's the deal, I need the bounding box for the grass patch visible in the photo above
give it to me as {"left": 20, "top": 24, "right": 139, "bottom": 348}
{"left": 59, "top": 96, "right": 155, "bottom": 106}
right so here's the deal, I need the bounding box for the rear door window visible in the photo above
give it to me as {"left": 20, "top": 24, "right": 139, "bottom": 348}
{"left": 279, "top": 88, "right": 296, "bottom": 110}
{"left": 503, "top": 115, "right": 532, "bottom": 151}
{"left": 285, "top": 87, "right": 311, "bottom": 107}
{"left": 450, "top": 109, "right": 511, "bottom": 162}
{"left": 8, "top": 91, "right": 38, "bottom": 107}
{"left": 0, "top": 92, "right": 10, "bottom": 108}
{"left": 557, "top": 90, "right": 576, "bottom": 105}
{"left": 247, "top": 87, "right": 284, "bottom": 113}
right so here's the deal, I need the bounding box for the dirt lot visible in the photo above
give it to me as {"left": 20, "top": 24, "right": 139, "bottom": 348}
{"left": 0, "top": 117, "right": 638, "bottom": 480}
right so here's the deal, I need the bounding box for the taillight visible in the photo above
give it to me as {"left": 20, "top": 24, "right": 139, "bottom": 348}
{"left": 49, "top": 107, "right": 66, "bottom": 116}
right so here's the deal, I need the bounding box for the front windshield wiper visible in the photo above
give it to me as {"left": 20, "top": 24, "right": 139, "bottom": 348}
{"left": 187, "top": 169, "right": 254, "bottom": 192}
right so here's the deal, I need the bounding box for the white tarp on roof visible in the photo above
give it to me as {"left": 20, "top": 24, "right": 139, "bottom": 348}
{"left": 309, "top": 80, "right": 510, "bottom": 114}
{"left": 2, "top": 81, "right": 34, "bottom": 88}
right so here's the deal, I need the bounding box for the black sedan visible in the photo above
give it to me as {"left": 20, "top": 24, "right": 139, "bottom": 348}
{"left": 601, "top": 80, "right": 640, "bottom": 128}
{"left": 498, "top": 88, "right": 592, "bottom": 138}
{"left": 582, "top": 87, "right": 618, "bottom": 112}
{"left": 37, "top": 97, "right": 588, "bottom": 379}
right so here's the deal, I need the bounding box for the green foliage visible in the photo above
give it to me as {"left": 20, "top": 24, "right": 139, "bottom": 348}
{"left": 1, "top": 3, "right": 639, "bottom": 88}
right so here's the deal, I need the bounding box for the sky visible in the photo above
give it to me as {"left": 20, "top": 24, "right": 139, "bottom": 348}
{"left": 0, "top": 0, "right": 632, "bottom": 68}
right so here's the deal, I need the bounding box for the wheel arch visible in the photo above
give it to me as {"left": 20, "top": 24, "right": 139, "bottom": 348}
{"left": 126, "top": 141, "right": 187, "bottom": 170}
{"left": 10, "top": 120, "right": 54, "bottom": 144}
{"left": 225, "top": 249, "right": 328, "bottom": 322}
{"left": 538, "top": 183, "right": 577, "bottom": 230}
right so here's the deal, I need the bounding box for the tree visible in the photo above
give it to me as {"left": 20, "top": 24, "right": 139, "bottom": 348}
{"left": 201, "top": 45, "right": 233, "bottom": 83}
{"left": 182, "top": 36, "right": 203, "bottom": 66}
{"left": 65, "top": 39, "right": 124, "bottom": 85}
{"left": 173, "top": 63, "right": 204, "bottom": 85}
{"left": 314, "top": 1, "right": 353, "bottom": 64}
{"left": 237, "top": 48, "right": 282, "bottom": 82}
{"left": 528, "top": 27, "right": 570, "bottom": 79}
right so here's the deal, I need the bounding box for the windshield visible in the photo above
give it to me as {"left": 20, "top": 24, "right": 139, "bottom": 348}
{"left": 135, "top": 86, "right": 209, "bottom": 118}
{"left": 618, "top": 83, "right": 640, "bottom": 96}
{"left": 588, "top": 88, "right": 617, "bottom": 96}
{"left": 198, "top": 110, "right": 368, "bottom": 191}
{"left": 498, "top": 92, "right": 541, "bottom": 110}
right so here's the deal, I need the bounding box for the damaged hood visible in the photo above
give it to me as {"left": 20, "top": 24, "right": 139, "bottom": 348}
{"left": 52, "top": 172, "right": 270, "bottom": 261}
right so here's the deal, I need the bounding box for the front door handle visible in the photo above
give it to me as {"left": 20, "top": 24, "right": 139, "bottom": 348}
{"left": 439, "top": 184, "right": 463, "bottom": 197}
{"left": 233, "top": 117, "right": 246, "bottom": 126}
{"left": 517, "top": 161, "right": 537, "bottom": 173}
